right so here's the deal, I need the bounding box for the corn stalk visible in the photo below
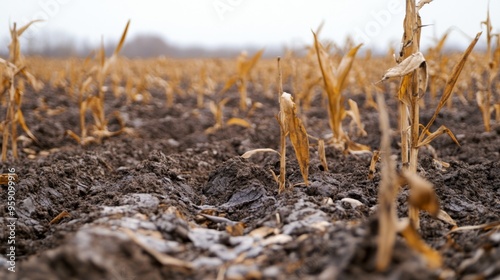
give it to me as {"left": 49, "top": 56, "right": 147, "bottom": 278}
{"left": 477, "top": 6, "right": 499, "bottom": 131}
{"left": 378, "top": 1, "right": 480, "bottom": 229}
{"left": 220, "top": 50, "right": 264, "bottom": 111}
{"left": 66, "top": 20, "right": 131, "bottom": 145}
{"left": 242, "top": 58, "right": 309, "bottom": 193}
{"left": 0, "top": 21, "right": 43, "bottom": 161}
{"left": 313, "top": 32, "right": 369, "bottom": 154}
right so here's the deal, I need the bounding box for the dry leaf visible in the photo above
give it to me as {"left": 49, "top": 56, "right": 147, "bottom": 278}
{"left": 335, "top": 44, "right": 363, "bottom": 94}
{"left": 281, "top": 92, "right": 310, "bottom": 186}
{"left": 417, "top": 0, "right": 433, "bottom": 11}
{"left": 419, "top": 32, "right": 482, "bottom": 142}
{"left": 113, "top": 20, "right": 130, "bottom": 56}
{"left": 399, "top": 218, "right": 442, "bottom": 268}
{"left": 219, "top": 75, "right": 239, "bottom": 94}
{"left": 49, "top": 210, "right": 71, "bottom": 225}
{"left": 401, "top": 171, "right": 440, "bottom": 217}
{"left": 346, "top": 99, "right": 367, "bottom": 137}
{"left": 437, "top": 209, "right": 457, "bottom": 227}
{"left": 241, "top": 148, "right": 280, "bottom": 159}
{"left": 239, "top": 49, "right": 264, "bottom": 78}
{"left": 346, "top": 140, "right": 371, "bottom": 154}
{"left": 226, "top": 118, "right": 251, "bottom": 128}
{"left": 448, "top": 221, "right": 500, "bottom": 234}
{"left": 417, "top": 125, "right": 459, "bottom": 148}
{"left": 16, "top": 110, "right": 39, "bottom": 143}
{"left": 380, "top": 52, "right": 426, "bottom": 82}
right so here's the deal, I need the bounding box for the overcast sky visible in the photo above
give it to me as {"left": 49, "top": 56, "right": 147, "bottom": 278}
{"left": 1, "top": 0, "right": 498, "bottom": 52}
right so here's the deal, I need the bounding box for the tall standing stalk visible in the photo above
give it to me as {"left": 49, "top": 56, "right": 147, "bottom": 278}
{"left": 399, "top": 0, "right": 422, "bottom": 226}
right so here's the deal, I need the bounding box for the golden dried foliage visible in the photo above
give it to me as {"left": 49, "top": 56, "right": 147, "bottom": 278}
{"left": 378, "top": 0, "right": 480, "bottom": 230}
{"left": 398, "top": 218, "right": 442, "bottom": 268}
{"left": 221, "top": 49, "right": 264, "bottom": 111}
{"left": 66, "top": 20, "right": 131, "bottom": 145}
{"left": 375, "top": 92, "right": 442, "bottom": 271}
{"left": 0, "top": 20, "right": 43, "bottom": 161}
{"left": 418, "top": 32, "right": 481, "bottom": 148}
{"left": 242, "top": 58, "right": 309, "bottom": 193}
{"left": 313, "top": 32, "right": 369, "bottom": 154}
{"left": 280, "top": 92, "right": 310, "bottom": 187}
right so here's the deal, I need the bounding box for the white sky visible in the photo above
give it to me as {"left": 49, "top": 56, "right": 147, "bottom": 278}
{"left": 1, "top": 0, "right": 499, "bottom": 52}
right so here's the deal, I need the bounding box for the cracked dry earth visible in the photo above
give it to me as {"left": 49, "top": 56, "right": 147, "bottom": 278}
{"left": 0, "top": 82, "right": 499, "bottom": 280}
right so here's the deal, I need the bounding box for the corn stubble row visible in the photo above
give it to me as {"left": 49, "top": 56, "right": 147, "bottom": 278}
{"left": 1, "top": 1, "right": 499, "bottom": 272}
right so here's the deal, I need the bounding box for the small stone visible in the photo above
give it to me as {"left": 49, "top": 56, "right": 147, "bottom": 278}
{"left": 167, "top": 138, "right": 180, "bottom": 147}
{"left": 340, "top": 198, "right": 364, "bottom": 208}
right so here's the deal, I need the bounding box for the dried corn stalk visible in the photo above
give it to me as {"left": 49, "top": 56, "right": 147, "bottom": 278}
{"left": 66, "top": 20, "right": 131, "bottom": 145}
{"left": 376, "top": 92, "right": 442, "bottom": 270}
{"left": 280, "top": 92, "right": 310, "bottom": 188}
{"left": 0, "top": 20, "right": 43, "bottom": 161}
{"left": 313, "top": 32, "right": 369, "bottom": 154}
{"left": 220, "top": 50, "right": 264, "bottom": 111}
{"left": 242, "top": 58, "right": 309, "bottom": 193}
{"left": 378, "top": 0, "right": 480, "bottom": 228}
{"left": 375, "top": 92, "right": 399, "bottom": 271}
{"left": 477, "top": 5, "right": 499, "bottom": 131}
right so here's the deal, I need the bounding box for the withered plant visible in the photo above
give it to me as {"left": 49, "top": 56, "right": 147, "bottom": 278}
{"left": 476, "top": 5, "right": 500, "bottom": 131}
{"left": 378, "top": 0, "right": 480, "bottom": 226}
{"left": 242, "top": 58, "right": 309, "bottom": 193}
{"left": 375, "top": 85, "right": 441, "bottom": 271}
{"left": 313, "top": 32, "right": 369, "bottom": 154}
{"left": 0, "top": 21, "right": 44, "bottom": 161}
{"left": 220, "top": 50, "right": 264, "bottom": 111}
{"left": 67, "top": 20, "right": 131, "bottom": 145}
{"left": 375, "top": 0, "right": 482, "bottom": 270}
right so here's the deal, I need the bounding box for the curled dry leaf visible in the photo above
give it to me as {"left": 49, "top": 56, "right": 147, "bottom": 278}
{"left": 226, "top": 117, "right": 251, "bottom": 128}
{"left": 419, "top": 32, "right": 482, "bottom": 142}
{"left": 417, "top": 0, "right": 433, "bottom": 11}
{"left": 379, "top": 52, "right": 426, "bottom": 82}
{"left": 398, "top": 218, "right": 443, "bottom": 269}
{"left": 335, "top": 44, "right": 364, "bottom": 94}
{"left": 346, "top": 140, "right": 371, "bottom": 154}
{"left": 401, "top": 171, "right": 440, "bottom": 217}
{"left": 16, "top": 110, "right": 38, "bottom": 143}
{"left": 437, "top": 209, "right": 457, "bottom": 228}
